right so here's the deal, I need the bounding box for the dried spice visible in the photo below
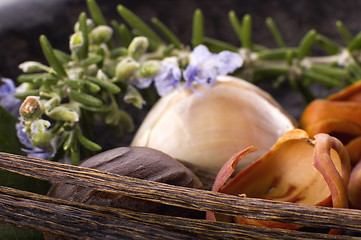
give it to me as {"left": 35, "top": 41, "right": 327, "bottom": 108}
{"left": 45, "top": 146, "right": 202, "bottom": 239}
{"left": 207, "top": 129, "right": 350, "bottom": 234}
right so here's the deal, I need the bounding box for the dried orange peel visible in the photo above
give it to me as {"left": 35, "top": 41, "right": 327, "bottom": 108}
{"left": 208, "top": 129, "right": 350, "bottom": 234}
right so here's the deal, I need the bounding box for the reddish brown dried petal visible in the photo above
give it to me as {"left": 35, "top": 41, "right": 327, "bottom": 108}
{"left": 313, "top": 133, "right": 350, "bottom": 208}
{"left": 348, "top": 160, "right": 361, "bottom": 209}
{"left": 313, "top": 133, "right": 351, "bottom": 234}
{"left": 209, "top": 130, "right": 351, "bottom": 233}
{"left": 327, "top": 81, "right": 361, "bottom": 102}
{"left": 206, "top": 146, "right": 256, "bottom": 221}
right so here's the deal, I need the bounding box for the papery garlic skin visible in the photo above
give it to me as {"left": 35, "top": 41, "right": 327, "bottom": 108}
{"left": 131, "top": 76, "right": 296, "bottom": 171}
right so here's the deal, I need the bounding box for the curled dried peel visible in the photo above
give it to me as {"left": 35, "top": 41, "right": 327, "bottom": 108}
{"left": 327, "top": 80, "right": 361, "bottom": 102}
{"left": 208, "top": 129, "right": 350, "bottom": 233}
{"left": 300, "top": 99, "right": 361, "bottom": 165}
{"left": 313, "top": 133, "right": 350, "bottom": 207}
{"left": 300, "top": 100, "right": 361, "bottom": 131}
{"left": 348, "top": 160, "right": 361, "bottom": 209}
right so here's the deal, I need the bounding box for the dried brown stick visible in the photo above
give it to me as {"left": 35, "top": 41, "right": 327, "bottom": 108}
{"left": 0, "top": 152, "right": 361, "bottom": 233}
{"left": 0, "top": 186, "right": 354, "bottom": 240}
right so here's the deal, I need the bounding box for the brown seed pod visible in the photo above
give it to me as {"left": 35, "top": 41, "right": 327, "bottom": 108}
{"left": 44, "top": 146, "right": 203, "bottom": 240}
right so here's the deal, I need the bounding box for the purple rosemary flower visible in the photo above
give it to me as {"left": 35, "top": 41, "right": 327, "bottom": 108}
{"left": 153, "top": 57, "right": 181, "bottom": 96}
{"left": 183, "top": 45, "right": 243, "bottom": 90}
{"left": 0, "top": 78, "right": 21, "bottom": 116}
{"left": 16, "top": 120, "right": 56, "bottom": 160}
{"left": 133, "top": 57, "right": 181, "bottom": 96}
{"left": 132, "top": 76, "right": 153, "bottom": 89}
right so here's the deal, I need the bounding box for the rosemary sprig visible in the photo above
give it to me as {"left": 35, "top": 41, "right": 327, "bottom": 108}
{"left": 8, "top": 0, "right": 361, "bottom": 163}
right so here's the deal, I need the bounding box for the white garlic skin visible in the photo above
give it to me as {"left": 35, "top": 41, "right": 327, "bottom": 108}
{"left": 131, "top": 76, "right": 296, "bottom": 171}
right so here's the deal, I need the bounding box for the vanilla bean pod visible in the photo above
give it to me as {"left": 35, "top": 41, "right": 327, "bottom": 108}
{"left": 0, "top": 152, "right": 361, "bottom": 233}
{"left": 0, "top": 186, "right": 352, "bottom": 240}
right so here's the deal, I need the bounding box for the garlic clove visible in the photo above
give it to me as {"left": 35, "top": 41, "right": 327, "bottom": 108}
{"left": 131, "top": 76, "right": 296, "bottom": 171}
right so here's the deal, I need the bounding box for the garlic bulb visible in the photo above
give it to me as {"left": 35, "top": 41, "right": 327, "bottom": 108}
{"left": 131, "top": 76, "right": 296, "bottom": 171}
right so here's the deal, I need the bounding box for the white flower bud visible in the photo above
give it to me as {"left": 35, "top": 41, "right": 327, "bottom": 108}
{"left": 69, "top": 32, "right": 84, "bottom": 53}
{"left": 128, "top": 36, "right": 149, "bottom": 61}
{"left": 115, "top": 57, "right": 140, "bottom": 81}
{"left": 138, "top": 60, "right": 161, "bottom": 78}
{"left": 89, "top": 25, "right": 113, "bottom": 44}
{"left": 19, "top": 61, "right": 51, "bottom": 73}
{"left": 46, "top": 106, "right": 79, "bottom": 122}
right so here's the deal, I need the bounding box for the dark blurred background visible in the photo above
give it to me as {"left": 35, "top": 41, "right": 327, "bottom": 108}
{"left": 0, "top": 0, "right": 360, "bottom": 118}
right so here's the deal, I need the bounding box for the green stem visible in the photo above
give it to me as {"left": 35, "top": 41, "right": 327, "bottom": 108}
{"left": 302, "top": 70, "right": 344, "bottom": 88}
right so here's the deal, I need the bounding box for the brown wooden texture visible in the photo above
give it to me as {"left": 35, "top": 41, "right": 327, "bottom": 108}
{"left": 2, "top": 186, "right": 355, "bottom": 240}
{"left": 0, "top": 152, "right": 360, "bottom": 238}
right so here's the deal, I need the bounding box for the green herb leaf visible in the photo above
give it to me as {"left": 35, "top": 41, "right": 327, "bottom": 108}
{"left": 87, "top": 76, "right": 121, "bottom": 94}
{"left": 75, "top": 129, "right": 101, "bottom": 152}
{"left": 111, "top": 21, "right": 132, "bottom": 47}
{"left": 265, "top": 17, "right": 286, "bottom": 48}
{"left": 151, "top": 17, "right": 182, "bottom": 49}
{"left": 348, "top": 32, "right": 361, "bottom": 51}
{"left": 336, "top": 20, "right": 353, "bottom": 44}
{"left": 86, "top": 0, "right": 106, "bottom": 25}
{"left": 203, "top": 37, "right": 239, "bottom": 52}
{"left": 117, "top": 5, "right": 164, "bottom": 45}
{"left": 241, "top": 14, "right": 252, "bottom": 49}
{"left": 14, "top": 90, "right": 40, "bottom": 100}
{"left": 39, "top": 35, "right": 67, "bottom": 77}
{"left": 69, "top": 90, "right": 103, "bottom": 107}
{"left": 228, "top": 11, "right": 243, "bottom": 45}
{"left": 76, "top": 12, "right": 89, "bottom": 60}
{"left": 191, "top": 9, "right": 204, "bottom": 47}
{"left": 315, "top": 34, "right": 341, "bottom": 54}
{"left": 297, "top": 29, "right": 317, "bottom": 59}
